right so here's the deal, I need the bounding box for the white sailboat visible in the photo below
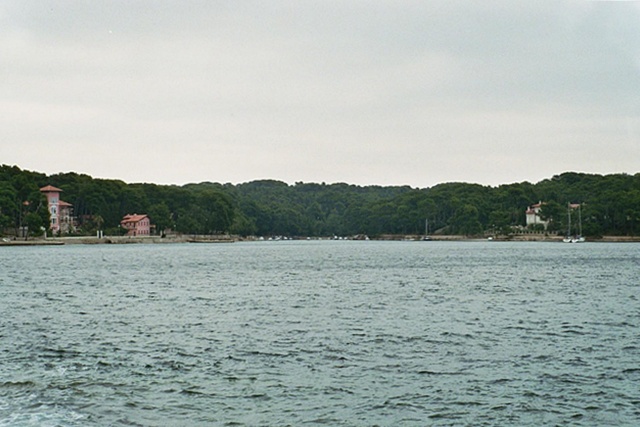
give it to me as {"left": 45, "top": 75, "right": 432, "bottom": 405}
{"left": 422, "top": 218, "right": 432, "bottom": 241}
{"left": 574, "top": 203, "right": 586, "bottom": 243}
{"left": 563, "top": 202, "right": 586, "bottom": 243}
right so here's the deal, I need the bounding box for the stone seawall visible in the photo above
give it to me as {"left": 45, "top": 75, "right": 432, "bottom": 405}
{"left": 1, "top": 235, "right": 236, "bottom": 246}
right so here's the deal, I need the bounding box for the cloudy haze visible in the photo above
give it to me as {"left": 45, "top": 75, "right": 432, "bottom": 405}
{"left": 2, "top": 1, "right": 639, "bottom": 187}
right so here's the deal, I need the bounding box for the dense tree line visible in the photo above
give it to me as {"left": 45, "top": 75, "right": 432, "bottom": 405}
{"left": 1, "top": 164, "right": 639, "bottom": 237}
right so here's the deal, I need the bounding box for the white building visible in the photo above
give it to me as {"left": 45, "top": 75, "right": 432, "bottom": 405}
{"left": 525, "top": 201, "right": 548, "bottom": 229}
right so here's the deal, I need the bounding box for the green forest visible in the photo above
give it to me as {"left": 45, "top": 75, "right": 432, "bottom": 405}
{"left": 1, "top": 164, "right": 639, "bottom": 238}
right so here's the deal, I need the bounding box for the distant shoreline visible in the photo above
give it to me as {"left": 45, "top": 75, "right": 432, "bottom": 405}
{"left": 2, "top": 234, "right": 639, "bottom": 246}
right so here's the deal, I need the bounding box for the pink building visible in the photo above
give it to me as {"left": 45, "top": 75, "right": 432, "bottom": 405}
{"left": 121, "top": 214, "right": 152, "bottom": 236}
{"left": 40, "top": 185, "right": 75, "bottom": 234}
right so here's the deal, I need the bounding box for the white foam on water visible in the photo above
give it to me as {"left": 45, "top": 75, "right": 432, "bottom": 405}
{"left": 0, "top": 403, "right": 86, "bottom": 427}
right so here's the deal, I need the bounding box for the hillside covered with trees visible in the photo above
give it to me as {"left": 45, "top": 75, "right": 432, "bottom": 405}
{"left": 1, "top": 164, "right": 639, "bottom": 238}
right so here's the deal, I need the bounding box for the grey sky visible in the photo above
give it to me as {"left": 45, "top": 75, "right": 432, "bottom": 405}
{"left": 2, "top": 1, "right": 639, "bottom": 187}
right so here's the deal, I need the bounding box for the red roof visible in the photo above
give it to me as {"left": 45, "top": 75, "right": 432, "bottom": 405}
{"left": 40, "top": 185, "right": 63, "bottom": 193}
{"left": 121, "top": 214, "right": 148, "bottom": 224}
{"left": 58, "top": 200, "right": 73, "bottom": 207}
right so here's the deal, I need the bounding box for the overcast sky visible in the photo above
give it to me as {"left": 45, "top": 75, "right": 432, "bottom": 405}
{"left": 2, "top": 1, "right": 639, "bottom": 188}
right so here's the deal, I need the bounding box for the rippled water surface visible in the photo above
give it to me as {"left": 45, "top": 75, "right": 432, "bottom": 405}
{"left": 1, "top": 241, "right": 639, "bottom": 426}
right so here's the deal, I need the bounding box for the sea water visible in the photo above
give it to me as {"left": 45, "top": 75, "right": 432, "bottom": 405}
{"left": 0, "top": 240, "right": 639, "bottom": 426}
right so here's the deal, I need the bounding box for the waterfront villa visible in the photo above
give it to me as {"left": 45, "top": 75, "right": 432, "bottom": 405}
{"left": 40, "top": 185, "right": 75, "bottom": 234}
{"left": 120, "top": 214, "right": 152, "bottom": 236}
{"left": 525, "top": 201, "right": 548, "bottom": 229}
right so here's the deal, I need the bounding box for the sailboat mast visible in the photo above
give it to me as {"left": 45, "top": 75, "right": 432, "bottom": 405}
{"left": 578, "top": 204, "right": 582, "bottom": 236}
{"left": 567, "top": 202, "right": 572, "bottom": 237}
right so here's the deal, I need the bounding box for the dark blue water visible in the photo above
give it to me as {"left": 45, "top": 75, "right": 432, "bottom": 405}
{"left": 1, "top": 241, "right": 639, "bottom": 426}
